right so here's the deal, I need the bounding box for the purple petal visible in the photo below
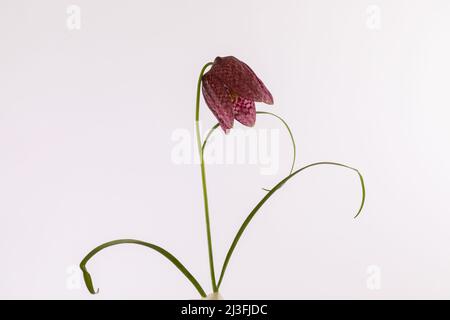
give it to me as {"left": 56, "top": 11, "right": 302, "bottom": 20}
{"left": 210, "top": 56, "right": 274, "bottom": 105}
{"left": 201, "top": 72, "right": 234, "bottom": 132}
{"left": 233, "top": 97, "right": 256, "bottom": 127}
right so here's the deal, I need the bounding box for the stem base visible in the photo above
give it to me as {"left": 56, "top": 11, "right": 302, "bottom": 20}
{"left": 202, "top": 292, "right": 224, "bottom": 300}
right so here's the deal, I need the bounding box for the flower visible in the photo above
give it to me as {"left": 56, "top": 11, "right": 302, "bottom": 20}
{"left": 202, "top": 56, "right": 274, "bottom": 133}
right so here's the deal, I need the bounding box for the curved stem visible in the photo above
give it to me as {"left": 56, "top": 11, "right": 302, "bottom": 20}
{"left": 80, "top": 239, "right": 207, "bottom": 297}
{"left": 201, "top": 112, "right": 297, "bottom": 192}
{"left": 201, "top": 123, "right": 220, "bottom": 152}
{"left": 217, "top": 162, "right": 366, "bottom": 289}
{"left": 195, "top": 62, "right": 218, "bottom": 292}
{"left": 256, "top": 111, "right": 296, "bottom": 178}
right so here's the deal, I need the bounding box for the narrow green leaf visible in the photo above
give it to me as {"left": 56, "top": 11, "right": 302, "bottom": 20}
{"left": 79, "top": 239, "right": 207, "bottom": 297}
{"left": 217, "top": 162, "right": 366, "bottom": 289}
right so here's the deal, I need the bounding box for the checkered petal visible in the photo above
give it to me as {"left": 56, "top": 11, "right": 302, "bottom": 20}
{"left": 209, "top": 56, "right": 273, "bottom": 105}
{"left": 233, "top": 97, "right": 256, "bottom": 127}
{"left": 202, "top": 72, "right": 234, "bottom": 132}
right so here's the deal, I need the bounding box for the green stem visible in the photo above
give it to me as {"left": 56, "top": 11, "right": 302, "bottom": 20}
{"left": 80, "top": 239, "right": 207, "bottom": 297}
{"left": 256, "top": 111, "right": 296, "bottom": 177}
{"left": 201, "top": 123, "right": 220, "bottom": 152}
{"left": 195, "top": 62, "right": 218, "bottom": 292}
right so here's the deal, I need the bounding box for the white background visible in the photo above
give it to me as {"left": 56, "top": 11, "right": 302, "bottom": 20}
{"left": 1, "top": 0, "right": 450, "bottom": 299}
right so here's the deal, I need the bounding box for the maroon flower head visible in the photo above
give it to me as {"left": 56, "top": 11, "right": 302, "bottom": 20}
{"left": 202, "top": 56, "right": 274, "bottom": 133}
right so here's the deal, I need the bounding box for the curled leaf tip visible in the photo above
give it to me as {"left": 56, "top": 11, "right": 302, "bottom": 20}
{"left": 352, "top": 170, "right": 366, "bottom": 219}
{"left": 81, "top": 268, "right": 99, "bottom": 294}
{"left": 353, "top": 206, "right": 364, "bottom": 219}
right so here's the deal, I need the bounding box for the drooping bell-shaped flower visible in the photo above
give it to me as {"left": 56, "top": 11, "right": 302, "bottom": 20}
{"left": 202, "top": 56, "right": 274, "bottom": 133}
